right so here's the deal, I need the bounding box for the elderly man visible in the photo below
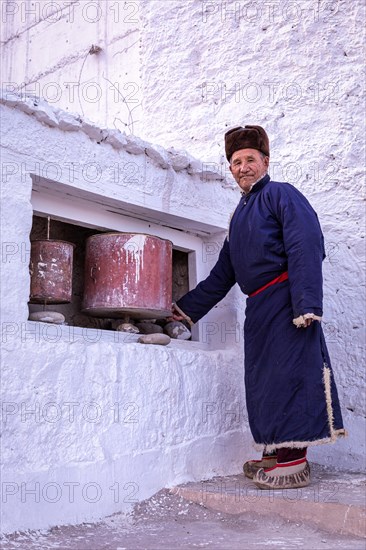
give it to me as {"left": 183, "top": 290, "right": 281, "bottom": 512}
{"left": 172, "top": 125, "right": 345, "bottom": 489}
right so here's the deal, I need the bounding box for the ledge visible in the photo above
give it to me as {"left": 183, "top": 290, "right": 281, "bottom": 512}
{"left": 19, "top": 322, "right": 213, "bottom": 351}
{"left": 0, "top": 89, "right": 234, "bottom": 186}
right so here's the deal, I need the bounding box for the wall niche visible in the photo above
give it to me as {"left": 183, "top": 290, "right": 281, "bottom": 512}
{"left": 29, "top": 215, "right": 190, "bottom": 333}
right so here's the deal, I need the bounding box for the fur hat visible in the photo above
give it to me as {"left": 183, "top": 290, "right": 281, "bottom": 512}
{"left": 225, "top": 125, "right": 270, "bottom": 161}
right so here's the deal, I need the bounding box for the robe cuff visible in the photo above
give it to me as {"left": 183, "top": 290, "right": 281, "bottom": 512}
{"left": 292, "top": 312, "right": 322, "bottom": 328}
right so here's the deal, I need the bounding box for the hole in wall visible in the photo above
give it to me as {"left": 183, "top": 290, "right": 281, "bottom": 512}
{"left": 28, "top": 215, "right": 190, "bottom": 334}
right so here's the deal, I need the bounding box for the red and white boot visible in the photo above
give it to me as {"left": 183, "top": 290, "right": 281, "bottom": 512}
{"left": 253, "top": 448, "right": 310, "bottom": 489}
{"left": 243, "top": 453, "right": 277, "bottom": 479}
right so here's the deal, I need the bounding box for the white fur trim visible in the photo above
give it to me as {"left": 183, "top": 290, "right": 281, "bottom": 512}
{"left": 256, "top": 430, "right": 346, "bottom": 453}
{"left": 323, "top": 364, "right": 335, "bottom": 436}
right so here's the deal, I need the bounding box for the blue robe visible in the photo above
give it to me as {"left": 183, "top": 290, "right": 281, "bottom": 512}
{"left": 177, "top": 175, "right": 345, "bottom": 451}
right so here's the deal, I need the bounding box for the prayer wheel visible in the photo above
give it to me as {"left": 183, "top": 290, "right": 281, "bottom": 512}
{"left": 82, "top": 233, "right": 172, "bottom": 319}
{"left": 29, "top": 240, "right": 75, "bottom": 304}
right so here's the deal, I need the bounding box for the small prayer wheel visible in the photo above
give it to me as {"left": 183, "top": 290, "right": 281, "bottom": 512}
{"left": 29, "top": 240, "right": 75, "bottom": 304}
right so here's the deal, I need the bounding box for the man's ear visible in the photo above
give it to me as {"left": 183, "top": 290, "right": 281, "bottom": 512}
{"left": 229, "top": 163, "right": 233, "bottom": 174}
{"left": 264, "top": 156, "right": 270, "bottom": 169}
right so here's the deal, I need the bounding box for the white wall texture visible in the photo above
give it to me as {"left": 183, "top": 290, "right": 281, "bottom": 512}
{"left": 1, "top": 0, "right": 142, "bottom": 136}
{"left": 1, "top": 0, "right": 365, "bottom": 534}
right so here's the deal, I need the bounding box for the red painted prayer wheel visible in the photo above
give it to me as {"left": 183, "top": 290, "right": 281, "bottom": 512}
{"left": 29, "top": 240, "right": 75, "bottom": 304}
{"left": 82, "top": 233, "right": 172, "bottom": 319}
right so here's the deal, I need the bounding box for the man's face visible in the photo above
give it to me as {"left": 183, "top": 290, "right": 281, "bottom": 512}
{"left": 229, "top": 148, "right": 269, "bottom": 193}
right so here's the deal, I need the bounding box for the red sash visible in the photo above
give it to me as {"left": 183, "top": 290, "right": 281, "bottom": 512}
{"left": 249, "top": 272, "right": 289, "bottom": 298}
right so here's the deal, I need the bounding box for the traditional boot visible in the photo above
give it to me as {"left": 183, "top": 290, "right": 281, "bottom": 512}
{"left": 243, "top": 452, "right": 277, "bottom": 479}
{"left": 253, "top": 447, "right": 310, "bottom": 489}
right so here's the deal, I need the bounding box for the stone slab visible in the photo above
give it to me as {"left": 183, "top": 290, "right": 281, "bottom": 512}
{"left": 171, "top": 464, "right": 366, "bottom": 538}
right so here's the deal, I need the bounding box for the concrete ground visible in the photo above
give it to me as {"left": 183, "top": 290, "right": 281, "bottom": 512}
{"left": 1, "top": 464, "right": 365, "bottom": 550}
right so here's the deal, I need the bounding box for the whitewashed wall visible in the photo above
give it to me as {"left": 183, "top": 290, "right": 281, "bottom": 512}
{"left": 1, "top": 0, "right": 365, "bottom": 532}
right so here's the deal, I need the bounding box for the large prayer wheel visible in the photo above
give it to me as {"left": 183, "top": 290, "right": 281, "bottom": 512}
{"left": 29, "top": 240, "right": 75, "bottom": 304}
{"left": 82, "top": 233, "right": 172, "bottom": 319}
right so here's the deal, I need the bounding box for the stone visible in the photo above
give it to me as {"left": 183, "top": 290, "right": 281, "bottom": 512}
{"left": 32, "top": 99, "right": 59, "bottom": 127}
{"left": 167, "top": 147, "right": 191, "bottom": 171}
{"left": 111, "top": 318, "right": 133, "bottom": 330}
{"left": 81, "top": 119, "right": 107, "bottom": 141}
{"left": 136, "top": 322, "right": 163, "bottom": 334}
{"left": 138, "top": 333, "right": 171, "bottom": 345}
{"left": 145, "top": 144, "right": 171, "bottom": 169}
{"left": 55, "top": 109, "right": 82, "bottom": 131}
{"left": 164, "top": 321, "right": 191, "bottom": 340}
{"left": 124, "top": 134, "right": 147, "bottom": 155}
{"left": 106, "top": 129, "right": 128, "bottom": 149}
{"left": 116, "top": 323, "right": 139, "bottom": 333}
{"left": 0, "top": 93, "right": 59, "bottom": 129}
{"left": 29, "top": 311, "right": 65, "bottom": 324}
{"left": 186, "top": 157, "right": 202, "bottom": 176}
{"left": 0, "top": 89, "right": 20, "bottom": 107}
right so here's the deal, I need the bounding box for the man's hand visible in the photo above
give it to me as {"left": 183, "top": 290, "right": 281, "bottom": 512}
{"left": 293, "top": 313, "right": 322, "bottom": 328}
{"left": 168, "top": 304, "right": 184, "bottom": 322}
{"left": 170, "top": 303, "right": 194, "bottom": 326}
